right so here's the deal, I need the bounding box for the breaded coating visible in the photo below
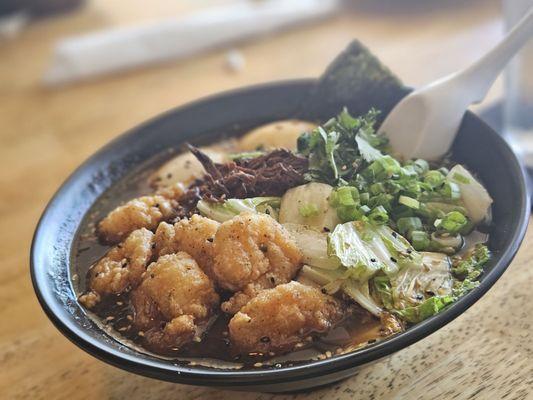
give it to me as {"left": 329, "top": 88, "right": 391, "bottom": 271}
{"left": 212, "top": 213, "right": 302, "bottom": 313}
{"left": 155, "top": 182, "right": 187, "bottom": 200}
{"left": 131, "top": 253, "right": 219, "bottom": 352}
{"left": 229, "top": 281, "right": 344, "bottom": 354}
{"left": 154, "top": 215, "right": 220, "bottom": 278}
{"left": 79, "top": 228, "right": 154, "bottom": 308}
{"left": 98, "top": 183, "right": 185, "bottom": 244}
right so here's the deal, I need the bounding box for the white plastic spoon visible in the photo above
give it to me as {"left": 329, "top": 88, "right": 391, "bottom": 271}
{"left": 379, "top": 7, "right": 533, "bottom": 161}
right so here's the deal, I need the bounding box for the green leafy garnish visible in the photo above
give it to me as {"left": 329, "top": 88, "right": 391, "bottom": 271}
{"left": 396, "top": 296, "right": 454, "bottom": 323}
{"left": 298, "top": 108, "right": 385, "bottom": 185}
{"left": 452, "top": 244, "right": 490, "bottom": 280}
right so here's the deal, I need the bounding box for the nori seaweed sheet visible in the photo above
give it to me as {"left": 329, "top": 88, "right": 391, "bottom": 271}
{"left": 300, "top": 40, "right": 410, "bottom": 123}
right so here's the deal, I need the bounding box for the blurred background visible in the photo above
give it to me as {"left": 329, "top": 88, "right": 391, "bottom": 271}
{"left": 1, "top": 0, "right": 532, "bottom": 397}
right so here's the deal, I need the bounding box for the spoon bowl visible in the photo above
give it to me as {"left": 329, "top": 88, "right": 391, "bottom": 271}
{"left": 380, "top": 8, "right": 533, "bottom": 160}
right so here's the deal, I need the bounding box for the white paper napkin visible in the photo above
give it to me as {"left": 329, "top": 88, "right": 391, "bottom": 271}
{"left": 43, "top": 0, "right": 340, "bottom": 85}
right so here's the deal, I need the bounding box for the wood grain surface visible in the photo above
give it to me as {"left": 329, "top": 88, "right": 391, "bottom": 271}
{"left": 1, "top": 0, "right": 531, "bottom": 399}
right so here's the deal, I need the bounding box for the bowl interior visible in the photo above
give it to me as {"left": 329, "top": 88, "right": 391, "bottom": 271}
{"left": 31, "top": 79, "right": 529, "bottom": 388}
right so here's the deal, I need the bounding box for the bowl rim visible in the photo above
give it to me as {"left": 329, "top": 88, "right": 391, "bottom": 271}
{"left": 30, "top": 78, "right": 531, "bottom": 387}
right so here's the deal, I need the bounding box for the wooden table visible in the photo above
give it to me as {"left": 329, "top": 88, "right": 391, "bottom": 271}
{"left": 1, "top": 0, "right": 531, "bottom": 399}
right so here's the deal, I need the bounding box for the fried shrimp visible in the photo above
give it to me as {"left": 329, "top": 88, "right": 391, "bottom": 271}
{"left": 229, "top": 281, "right": 344, "bottom": 354}
{"left": 131, "top": 253, "right": 219, "bottom": 353}
{"left": 154, "top": 215, "right": 220, "bottom": 278}
{"left": 212, "top": 213, "right": 302, "bottom": 313}
{"left": 79, "top": 228, "right": 154, "bottom": 308}
{"left": 98, "top": 183, "right": 185, "bottom": 244}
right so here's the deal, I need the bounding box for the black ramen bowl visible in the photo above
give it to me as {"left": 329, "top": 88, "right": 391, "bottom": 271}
{"left": 31, "top": 80, "right": 530, "bottom": 392}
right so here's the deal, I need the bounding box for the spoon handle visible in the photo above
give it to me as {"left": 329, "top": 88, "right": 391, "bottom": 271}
{"left": 460, "top": 6, "right": 533, "bottom": 103}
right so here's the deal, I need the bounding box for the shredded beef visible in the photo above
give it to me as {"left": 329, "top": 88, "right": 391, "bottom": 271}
{"left": 175, "top": 145, "right": 308, "bottom": 218}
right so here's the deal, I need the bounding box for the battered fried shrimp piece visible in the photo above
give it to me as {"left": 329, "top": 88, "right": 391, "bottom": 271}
{"left": 212, "top": 213, "right": 302, "bottom": 314}
{"left": 98, "top": 183, "right": 185, "bottom": 244}
{"left": 79, "top": 228, "right": 154, "bottom": 308}
{"left": 229, "top": 281, "right": 344, "bottom": 354}
{"left": 154, "top": 215, "right": 220, "bottom": 278}
{"left": 131, "top": 253, "right": 219, "bottom": 353}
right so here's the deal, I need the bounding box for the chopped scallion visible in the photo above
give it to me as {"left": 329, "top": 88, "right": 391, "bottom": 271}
{"left": 424, "top": 170, "right": 445, "bottom": 187}
{"left": 411, "top": 230, "right": 430, "bottom": 250}
{"left": 413, "top": 159, "right": 429, "bottom": 174}
{"left": 398, "top": 195, "right": 420, "bottom": 209}
{"left": 435, "top": 211, "right": 468, "bottom": 234}
{"left": 369, "top": 206, "right": 389, "bottom": 225}
{"left": 396, "top": 217, "right": 423, "bottom": 235}
{"left": 440, "top": 181, "right": 461, "bottom": 200}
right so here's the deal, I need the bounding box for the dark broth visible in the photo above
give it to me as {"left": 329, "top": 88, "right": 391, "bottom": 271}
{"left": 72, "top": 150, "right": 489, "bottom": 370}
{"left": 89, "top": 291, "right": 384, "bottom": 369}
